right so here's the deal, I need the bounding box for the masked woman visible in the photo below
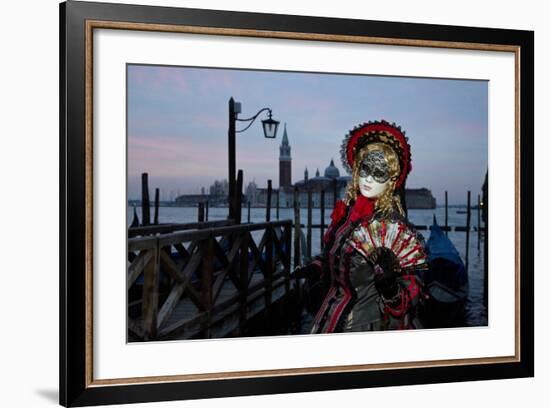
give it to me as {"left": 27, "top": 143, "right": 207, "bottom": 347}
{"left": 301, "top": 120, "right": 427, "bottom": 333}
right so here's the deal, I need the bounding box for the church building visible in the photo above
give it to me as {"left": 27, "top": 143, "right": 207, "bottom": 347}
{"left": 245, "top": 124, "right": 351, "bottom": 208}
{"left": 243, "top": 124, "right": 436, "bottom": 209}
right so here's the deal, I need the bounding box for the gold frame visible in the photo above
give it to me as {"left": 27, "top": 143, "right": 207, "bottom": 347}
{"left": 84, "top": 20, "right": 521, "bottom": 388}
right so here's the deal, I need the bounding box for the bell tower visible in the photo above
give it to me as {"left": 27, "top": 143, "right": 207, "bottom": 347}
{"left": 279, "top": 123, "right": 292, "bottom": 188}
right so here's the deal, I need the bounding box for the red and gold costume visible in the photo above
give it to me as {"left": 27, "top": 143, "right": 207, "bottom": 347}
{"left": 306, "top": 120, "right": 427, "bottom": 333}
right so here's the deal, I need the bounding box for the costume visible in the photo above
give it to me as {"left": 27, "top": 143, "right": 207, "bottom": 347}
{"left": 306, "top": 120, "right": 427, "bottom": 333}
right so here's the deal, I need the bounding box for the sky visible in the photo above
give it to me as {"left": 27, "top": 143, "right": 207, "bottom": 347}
{"left": 127, "top": 64, "right": 488, "bottom": 205}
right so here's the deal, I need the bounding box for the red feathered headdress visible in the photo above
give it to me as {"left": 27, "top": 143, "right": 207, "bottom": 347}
{"left": 340, "top": 120, "right": 412, "bottom": 188}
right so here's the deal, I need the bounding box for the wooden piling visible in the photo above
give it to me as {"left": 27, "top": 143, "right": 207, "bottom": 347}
{"left": 445, "top": 190, "right": 448, "bottom": 236}
{"left": 236, "top": 170, "right": 243, "bottom": 224}
{"left": 265, "top": 225, "right": 274, "bottom": 332}
{"left": 265, "top": 179, "right": 273, "bottom": 330}
{"left": 477, "top": 194, "right": 481, "bottom": 250}
{"left": 201, "top": 237, "right": 214, "bottom": 338}
{"left": 293, "top": 186, "right": 301, "bottom": 268}
{"left": 228, "top": 97, "right": 236, "bottom": 222}
{"left": 307, "top": 189, "right": 313, "bottom": 260}
{"left": 293, "top": 186, "right": 302, "bottom": 310}
{"left": 266, "top": 179, "right": 272, "bottom": 222}
{"left": 247, "top": 200, "right": 251, "bottom": 223}
{"left": 238, "top": 231, "right": 249, "bottom": 335}
{"left": 276, "top": 189, "right": 280, "bottom": 220}
{"left": 154, "top": 188, "right": 160, "bottom": 225}
{"left": 141, "top": 242, "right": 159, "bottom": 339}
{"left": 320, "top": 189, "right": 325, "bottom": 250}
{"left": 198, "top": 202, "right": 205, "bottom": 222}
{"left": 465, "top": 191, "right": 471, "bottom": 273}
{"left": 141, "top": 173, "right": 151, "bottom": 226}
{"left": 283, "top": 223, "right": 292, "bottom": 294}
{"left": 130, "top": 206, "right": 139, "bottom": 228}
{"left": 205, "top": 200, "right": 209, "bottom": 222}
{"left": 482, "top": 172, "right": 488, "bottom": 310}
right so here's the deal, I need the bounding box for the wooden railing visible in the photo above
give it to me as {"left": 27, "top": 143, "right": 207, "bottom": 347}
{"left": 127, "top": 220, "right": 293, "bottom": 341}
{"left": 128, "top": 219, "right": 234, "bottom": 238}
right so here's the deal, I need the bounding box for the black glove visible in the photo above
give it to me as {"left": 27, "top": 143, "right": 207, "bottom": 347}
{"left": 370, "top": 247, "right": 401, "bottom": 301}
{"left": 294, "top": 263, "right": 321, "bottom": 279}
{"left": 295, "top": 262, "right": 328, "bottom": 314}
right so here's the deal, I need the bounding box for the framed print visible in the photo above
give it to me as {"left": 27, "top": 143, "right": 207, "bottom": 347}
{"left": 59, "top": 0, "right": 534, "bottom": 406}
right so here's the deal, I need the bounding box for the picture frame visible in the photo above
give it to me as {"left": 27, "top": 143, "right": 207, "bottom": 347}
{"left": 59, "top": 0, "right": 534, "bottom": 406}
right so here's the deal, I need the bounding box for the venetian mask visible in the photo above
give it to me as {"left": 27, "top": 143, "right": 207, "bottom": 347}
{"left": 358, "top": 150, "right": 392, "bottom": 199}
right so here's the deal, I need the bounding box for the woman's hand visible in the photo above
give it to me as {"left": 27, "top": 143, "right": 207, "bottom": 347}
{"left": 370, "top": 247, "right": 401, "bottom": 301}
{"left": 294, "top": 263, "right": 320, "bottom": 279}
{"left": 295, "top": 262, "right": 328, "bottom": 314}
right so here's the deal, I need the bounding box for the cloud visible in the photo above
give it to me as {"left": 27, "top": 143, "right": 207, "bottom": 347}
{"left": 127, "top": 65, "right": 488, "bottom": 204}
{"left": 128, "top": 133, "right": 228, "bottom": 179}
{"left": 129, "top": 65, "right": 190, "bottom": 93}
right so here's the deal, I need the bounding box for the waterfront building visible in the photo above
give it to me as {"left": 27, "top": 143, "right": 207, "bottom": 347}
{"left": 174, "top": 125, "right": 436, "bottom": 209}
{"left": 405, "top": 188, "right": 437, "bottom": 209}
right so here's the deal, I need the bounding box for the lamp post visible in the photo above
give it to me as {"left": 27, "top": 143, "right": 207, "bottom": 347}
{"left": 228, "top": 97, "right": 280, "bottom": 221}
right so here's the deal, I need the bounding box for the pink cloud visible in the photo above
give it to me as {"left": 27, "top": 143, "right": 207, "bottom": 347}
{"left": 193, "top": 112, "right": 225, "bottom": 129}
{"left": 129, "top": 65, "right": 190, "bottom": 95}
{"left": 196, "top": 72, "right": 237, "bottom": 96}
{"left": 128, "top": 134, "right": 228, "bottom": 179}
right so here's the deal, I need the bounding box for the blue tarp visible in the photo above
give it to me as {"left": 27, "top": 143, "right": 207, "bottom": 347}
{"left": 426, "top": 219, "right": 464, "bottom": 267}
{"left": 424, "top": 217, "right": 468, "bottom": 298}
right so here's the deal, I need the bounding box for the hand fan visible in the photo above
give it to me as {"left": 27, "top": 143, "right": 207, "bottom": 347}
{"left": 350, "top": 219, "right": 427, "bottom": 269}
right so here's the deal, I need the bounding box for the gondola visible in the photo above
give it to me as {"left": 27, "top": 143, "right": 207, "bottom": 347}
{"left": 420, "top": 217, "right": 469, "bottom": 328}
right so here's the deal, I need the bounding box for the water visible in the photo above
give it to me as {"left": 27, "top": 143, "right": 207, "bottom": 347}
{"left": 128, "top": 205, "right": 487, "bottom": 327}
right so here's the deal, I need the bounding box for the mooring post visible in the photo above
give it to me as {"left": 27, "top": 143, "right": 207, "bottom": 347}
{"left": 307, "top": 189, "right": 313, "bottom": 260}
{"left": 201, "top": 237, "right": 214, "bottom": 338}
{"left": 293, "top": 186, "right": 302, "bottom": 310}
{"left": 283, "top": 222, "right": 292, "bottom": 294}
{"left": 247, "top": 200, "right": 251, "bottom": 223}
{"left": 465, "top": 191, "right": 471, "bottom": 273}
{"left": 228, "top": 97, "right": 236, "bottom": 221}
{"left": 238, "top": 231, "right": 249, "bottom": 335}
{"left": 276, "top": 189, "right": 280, "bottom": 220}
{"left": 265, "top": 222, "right": 274, "bottom": 333}
{"left": 282, "top": 222, "right": 293, "bottom": 333}
{"left": 141, "top": 240, "right": 160, "bottom": 340}
{"left": 293, "top": 186, "right": 301, "bottom": 268}
{"left": 266, "top": 179, "right": 272, "bottom": 222}
{"left": 154, "top": 188, "right": 160, "bottom": 225}
{"left": 141, "top": 172, "right": 150, "bottom": 226}
{"left": 482, "top": 171, "right": 488, "bottom": 310}
{"left": 198, "top": 202, "right": 205, "bottom": 222}
{"left": 477, "top": 194, "right": 481, "bottom": 250}
{"left": 445, "top": 190, "right": 448, "bottom": 235}
{"left": 236, "top": 169, "right": 243, "bottom": 224}
{"left": 205, "top": 200, "right": 209, "bottom": 222}
{"left": 130, "top": 205, "right": 140, "bottom": 228}
{"left": 320, "top": 189, "right": 326, "bottom": 250}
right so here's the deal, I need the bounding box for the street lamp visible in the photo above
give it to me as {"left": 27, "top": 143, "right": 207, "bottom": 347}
{"left": 260, "top": 111, "right": 280, "bottom": 139}
{"left": 228, "top": 97, "right": 280, "bottom": 221}
{"left": 235, "top": 104, "right": 280, "bottom": 139}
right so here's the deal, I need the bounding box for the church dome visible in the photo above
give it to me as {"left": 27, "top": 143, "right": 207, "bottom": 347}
{"left": 324, "top": 159, "right": 340, "bottom": 179}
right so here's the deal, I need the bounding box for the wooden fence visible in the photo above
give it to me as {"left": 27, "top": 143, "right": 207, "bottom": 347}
{"left": 130, "top": 171, "right": 487, "bottom": 339}
{"left": 127, "top": 220, "right": 292, "bottom": 341}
